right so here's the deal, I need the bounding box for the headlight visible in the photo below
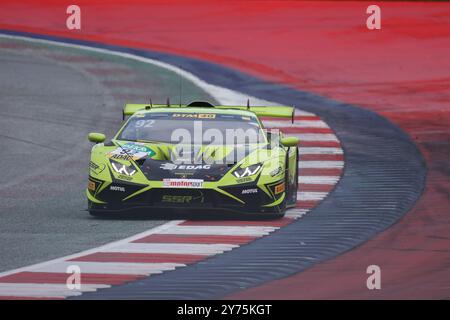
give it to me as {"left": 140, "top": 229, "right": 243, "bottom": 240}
{"left": 233, "top": 163, "right": 262, "bottom": 178}
{"left": 110, "top": 160, "right": 136, "bottom": 176}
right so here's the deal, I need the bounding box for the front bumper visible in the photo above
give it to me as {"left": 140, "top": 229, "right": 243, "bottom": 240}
{"left": 87, "top": 177, "right": 286, "bottom": 214}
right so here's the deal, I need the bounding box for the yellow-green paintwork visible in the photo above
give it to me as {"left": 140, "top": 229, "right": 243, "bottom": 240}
{"left": 87, "top": 105, "right": 299, "bottom": 208}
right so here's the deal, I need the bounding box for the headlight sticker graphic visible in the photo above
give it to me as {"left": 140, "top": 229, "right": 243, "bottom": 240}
{"left": 232, "top": 164, "right": 262, "bottom": 178}
{"left": 110, "top": 160, "right": 137, "bottom": 176}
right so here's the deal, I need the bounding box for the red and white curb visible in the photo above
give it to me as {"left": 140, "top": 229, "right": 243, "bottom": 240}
{"left": 0, "top": 34, "right": 344, "bottom": 299}
{"left": 261, "top": 114, "right": 343, "bottom": 219}
{"left": 0, "top": 111, "right": 343, "bottom": 299}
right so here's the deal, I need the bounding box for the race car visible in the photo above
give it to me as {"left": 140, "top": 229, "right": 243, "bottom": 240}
{"left": 86, "top": 101, "right": 299, "bottom": 218}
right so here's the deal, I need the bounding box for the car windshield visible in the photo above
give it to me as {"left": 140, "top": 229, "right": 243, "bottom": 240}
{"left": 117, "top": 112, "right": 266, "bottom": 145}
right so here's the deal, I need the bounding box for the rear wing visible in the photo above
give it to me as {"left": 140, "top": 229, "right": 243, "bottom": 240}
{"left": 123, "top": 102, "right": 295, "bottom": 122}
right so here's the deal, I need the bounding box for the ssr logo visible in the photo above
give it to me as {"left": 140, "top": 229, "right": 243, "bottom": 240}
{"left": 162, "top": 195, "right": 193, "bottom": 203}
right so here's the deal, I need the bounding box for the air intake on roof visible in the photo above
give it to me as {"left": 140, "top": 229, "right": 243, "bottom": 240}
{"left": 186, "top": 101, "right": 215, "bottom": 108}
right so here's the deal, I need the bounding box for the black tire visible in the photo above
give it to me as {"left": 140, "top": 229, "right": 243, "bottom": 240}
{"left": 285, "top": 147, "right": 298, "bottom": 206}
{"left": 293, "top": 147, "right": 299, "bottom": 202}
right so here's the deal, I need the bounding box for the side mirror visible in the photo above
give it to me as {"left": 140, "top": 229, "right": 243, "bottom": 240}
{"left": 280, "top": 136, "right": 299, "bottom": 147}
{"left": 88, "top": 132, "right": 106, "bottom": 144}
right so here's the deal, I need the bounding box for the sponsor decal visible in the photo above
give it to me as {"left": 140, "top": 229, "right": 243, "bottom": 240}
{"left": 236, "top": 176, "right": 253, "bottom": 184}
{"left": 274, "top": 182, "right": 285, "bottom": 195}
{"left": 162, "top": 195, "right": 193, "bottom": 203}
{"left": 108, "top": 152, "right": 133, "bottom": 161}
{"left": 88, "top": 181, "right": 96, "bottom": 191}
{"left": 107, "top": 142, "right": 155, "bottom": 161}
{"left": 117, "top": 174, "right": 133, "bottom": 181}
{"left": 242, "top": 188, "right": 258, "bottom": 195}
{"left": 172, "top": 113, "right": 216, "bottom": 119}
{"left": 174, "top": 173, "right": 194, "bottom": 178}
{"left": 198, "top": 113, "right": 216, "bottom": 119}
{"left": 270, "top": 166, "right": 283, "bottom": 177}
{"left": 89, "top": 161, "right": 105, "bottom": 175}
{"left": 162, "top": 194, "right": 204, "bottom": 204}
{"left": 110, "top": 185, "right": 126, "bottom": 192}
{"left": 163, "top": 179, "right": 204, "bottom": 188}
{"left": 160, "top": 163, "right": 211, "bottom": 170}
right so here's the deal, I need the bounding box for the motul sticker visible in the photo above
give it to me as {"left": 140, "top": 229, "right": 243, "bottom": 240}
{"left": 163, "top": 179, "right": 204, "bottom": 188}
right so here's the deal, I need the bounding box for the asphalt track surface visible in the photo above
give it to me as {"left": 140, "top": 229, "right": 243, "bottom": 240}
{"left": 0, "top": 35, "right": 345, "bottom": 299}
{"left": 0, "top": 37, "right": 216, "bottom": 273}
{"left": 0, "top": 31, "right": 425, "bottom": 299}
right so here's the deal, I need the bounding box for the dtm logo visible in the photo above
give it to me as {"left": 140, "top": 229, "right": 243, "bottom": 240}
{"left": 160, "top": 163, "right": 211, "bottom": 170}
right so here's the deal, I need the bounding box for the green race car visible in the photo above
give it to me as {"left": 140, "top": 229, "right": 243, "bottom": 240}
{"left": 86, "top": 101, "right": 299, "bottom": 218}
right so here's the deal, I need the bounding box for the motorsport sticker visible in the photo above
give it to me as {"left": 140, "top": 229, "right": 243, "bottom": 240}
{"left": 163, "top": 179, "right": 204, "bottom": 188}
{"left": 107, "top": 142, "right": 155, "bottom": 161}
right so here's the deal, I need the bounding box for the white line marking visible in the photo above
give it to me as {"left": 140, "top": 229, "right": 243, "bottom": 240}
{"left": 0, "top": 220, "right": 182, "bottom": 278}
{"left": 31, "top": 262, "right": 184, "bottom": 276}
{"left": 299, "top": 161, "right": 344, "bottom": 169}
{"left": 157, "top": 226, "right": 277, "bottom": 236}
{"left": 104, "top": 243, "right": 237, "bottom": 255}
{"left": 292, "top": 133, "right": 338, "bottom": 141}
{"left": 299, "top": 176, "right": 340, "bottom": 184}
{"left": 297, "top": 192, "right": 328, "bottom": 201}
{"left": 0, "top": 283, "right": 109, "bottom": 298}
{"left": 261, "top": 109, "right": 316, "bottom": 117}
{"left": 299, "top": 147, "right": 343, "bottom": 155}
{"left": 285, "top": 208, "right": 310, "bottom": 218}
